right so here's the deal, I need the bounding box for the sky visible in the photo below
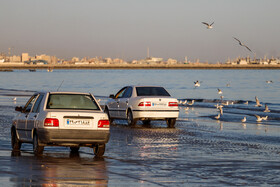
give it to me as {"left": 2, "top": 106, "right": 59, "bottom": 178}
{"left": 1, "top": 0, "right": 280, "bottom": 63}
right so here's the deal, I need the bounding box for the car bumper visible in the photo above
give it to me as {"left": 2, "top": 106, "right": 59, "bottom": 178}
{"left": 37, "top": 128, "right": 110, "bottom": 145}
{"left": 132, "top": 110, "right": 179, "bottom": 120}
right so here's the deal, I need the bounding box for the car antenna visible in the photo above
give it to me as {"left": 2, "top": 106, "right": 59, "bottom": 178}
{"left": 57, "top": 80, "right": 64, "bottom": 91}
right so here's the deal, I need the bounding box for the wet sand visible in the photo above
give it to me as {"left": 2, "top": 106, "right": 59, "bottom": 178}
{"left": 1, "top": 104, "right": 280, "bottom": 186}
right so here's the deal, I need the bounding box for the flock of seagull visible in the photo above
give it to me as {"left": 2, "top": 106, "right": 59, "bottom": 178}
{"left": 180, "top": 80, "right": 273, "bottom": 124}
{"left": 202, "top": 21, "right": 252, "bottom": 52}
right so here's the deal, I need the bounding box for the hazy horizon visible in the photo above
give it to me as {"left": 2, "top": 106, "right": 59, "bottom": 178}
{"left": 1, "top": 0, "right": 280, "bottom": 63}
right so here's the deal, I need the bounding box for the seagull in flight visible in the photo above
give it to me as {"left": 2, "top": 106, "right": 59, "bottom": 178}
{"left": 194, "top": 80, "right": 202, "bottom": 88}
{"left": 233, "top": 37, "right": 252, "bottom": 52}
{"left": 202, "top": 22, "right": 214, "bottom": 29}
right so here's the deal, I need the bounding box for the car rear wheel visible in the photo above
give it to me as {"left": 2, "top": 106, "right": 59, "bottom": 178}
{"left": 11, "top": 128, "right": 21, "bottom": 151}
{"left": 70, "top": 146, "right": 80, "bottom": 152}
{"left": 93, "top": 144, "right": 105, "bottom": 157}
{"left": 127, "top": 110, "right": 137, "bottom": 126}
{"left": 33, "top": 133, "right": 44, "bottom": 155}
{"left": 166, "top": 118, "right": 176, "bottom": 128}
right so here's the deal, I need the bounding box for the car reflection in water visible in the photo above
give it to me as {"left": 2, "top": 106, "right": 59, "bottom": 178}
{"left": 111, "top": 120, "right": 180, "bottom": 159}
{"left": 10, "top": 151, "right": 108, "bottom": 186}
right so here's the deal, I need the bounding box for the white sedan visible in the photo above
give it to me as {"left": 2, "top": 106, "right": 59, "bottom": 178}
{"left": 11, "top": 91, "right": 110, "bottom": 157}
{"left": 105, "top": 86, "right": 179, "bottom": 128}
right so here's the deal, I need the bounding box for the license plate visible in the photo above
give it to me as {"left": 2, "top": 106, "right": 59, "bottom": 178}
{"left": 152, "top": 102, "right": 166, "bottom": 106}
{"left": 66, "top": 119, "right": 90, "bottom": 125}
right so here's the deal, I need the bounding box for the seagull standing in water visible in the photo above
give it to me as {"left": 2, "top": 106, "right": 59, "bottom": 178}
{"left": 241, "top": 117, "right": 246, "bottom": 123}
{"left": 182, "top": 100, "right": 188, "bottom": 105}
{"left": 215, "top": 113, "right": 220, "bottom": 120}
{"left": 187, "top": 100, "right": 195, "bottom": 105}
{"left": 264, "top": 104, "right": 270, "bottom": 112}
{"left": 233, "top": 37, "right": 252, "bottom": 52}
{"left": 217, "top": 105, "right": 223, "bottom": 115}
{"left": 255, "top": 115, "right": 263, "bottom": 122}
{"left": 202, "top": 22, "right": 214, "bottom": 29}
{"left": 255, "top": 96, "right": 262, "bottom": 107}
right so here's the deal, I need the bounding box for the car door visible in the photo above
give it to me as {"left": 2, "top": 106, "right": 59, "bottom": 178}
{"left": 118, "top": 87, "right": 133, "bottom": 118}
{"left": 26, "top": 94, "right": 44, "bottom": 141}
{"left": 16, "top": 94, "right": 38, "bottom": 141}
{"left": 108, "top": 87, "right": 127, "bottom": 118}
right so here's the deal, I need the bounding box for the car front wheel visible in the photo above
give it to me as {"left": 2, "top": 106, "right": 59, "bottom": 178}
{"left": 93, "top": 144, "right": 105, "bottom": 157}
{"left": 70, "top": 146, "right": 80, "bottom": 152}
{"left": 166, "top": 118, "right": 176, "bottom": 128}
{"left": 104, "top": 107, "right": 113, "bottom": 124}
{"left": 11, "top": 128, "right": 21, "bottom": 151}
{"left": 127, "top": 110, "right": 137, "bottom": 126}
{"left": 33, "top": 133, "right": 44, "bottom": 155}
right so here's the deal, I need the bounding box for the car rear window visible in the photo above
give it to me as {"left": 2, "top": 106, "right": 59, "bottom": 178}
{"left": 136, "top": 87, "right": 170, "bottom": 96}
{"left": 47, "top": 94, "right": 99, "bottom": 110}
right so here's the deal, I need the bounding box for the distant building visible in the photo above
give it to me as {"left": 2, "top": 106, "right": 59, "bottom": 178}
{"left": 21, "top": 53, "right": 29, "bottom": 62}
{"left": 237, "top": 59, "right": 248, "bottom": 65}
{"left": 166, "top": 58, "right": 177, "bottom": 65}
{"left": 71, "top": 57, "right": 79, "bottom": 62}
{"left": 146, "top": 57, "right": 163, "bottom": 64}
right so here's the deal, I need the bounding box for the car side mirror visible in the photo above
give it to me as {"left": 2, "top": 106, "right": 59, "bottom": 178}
{"left": 15, "top": 106, "right": 23, "bottom": 112}
{"left": 109, "top": 94, "right": 115, "bottom": 99}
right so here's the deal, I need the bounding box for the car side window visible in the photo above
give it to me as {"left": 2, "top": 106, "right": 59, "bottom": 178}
{"left": 31, "top": 94, "right": 44, "bottom": 113}
{"left": 122, "top": 87, "right": 132, "bottom": 98}
{"left": 24, "top": 95, "right": 38, "bottom": 113}
{"left": 115, "top": 87, "right": 127, "bottom": 98}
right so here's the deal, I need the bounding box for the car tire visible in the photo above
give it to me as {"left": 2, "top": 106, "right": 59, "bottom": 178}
{"left": 104, "top": 107, "right": 113, "bottom": 124}
{"left": 70, "top": 146, "right": 80, "bottom": 152}
{"left": 93, "top": 144, "right": 105, "bottom": 157}
{"left": 11, "top": 128, "right": 21, "bottom": 151}
{"left": 127, "top": 109, "right": 137, "bottom": 126}
{"left": 142, "top": 120, "right": 151, "bottom": 126}
{"left": 33, "top": 133, "right": 44, "bottom": 155}
{"left": 166, "top": 118, "right": 176, "bottom": 128}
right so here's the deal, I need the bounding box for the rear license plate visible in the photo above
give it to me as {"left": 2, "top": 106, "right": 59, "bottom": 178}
{"left": 66, "top": 119, "right": 90, "bottom": 125}
{"left": 152, "top": 102, "right": 166, "bottom": 107}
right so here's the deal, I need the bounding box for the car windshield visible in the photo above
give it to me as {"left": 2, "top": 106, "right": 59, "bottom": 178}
{"left": 47, "top": 94, "right": 99, "bottom": 110}
{"left": 136, "top": 87, "right": 170, "bottom": 96}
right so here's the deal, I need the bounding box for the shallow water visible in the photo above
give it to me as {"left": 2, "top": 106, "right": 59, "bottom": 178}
{"left": 0, "top": 69, "right": 280, "bottom": 186}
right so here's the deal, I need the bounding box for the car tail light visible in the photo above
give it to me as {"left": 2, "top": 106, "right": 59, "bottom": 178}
{"left": 168, "top": 102, "right": 178, "bottom": 107}
{"left": 44, "top": 118, "right": 59, "bottom": 127}
{"left": 98, "top": 120, "right": 110, "bottom": 128}
{"left": 138, "top": 101, "right": 151, "bottom": 106}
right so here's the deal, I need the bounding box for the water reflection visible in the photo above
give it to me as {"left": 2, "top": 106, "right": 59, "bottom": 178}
{"left": 9, "top": 151, "right": 108, "bottom": 186}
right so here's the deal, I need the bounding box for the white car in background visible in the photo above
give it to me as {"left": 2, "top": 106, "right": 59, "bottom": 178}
{"left": 105, "top": 86, "right": 179, "bottom": 128}
{"left": 11, "top": 91, "right": 110, "bottom": 157}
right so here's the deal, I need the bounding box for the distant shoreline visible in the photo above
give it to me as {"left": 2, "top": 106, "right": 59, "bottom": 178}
{"left": 1, "top": 64, "right": 280, "bottom": 70}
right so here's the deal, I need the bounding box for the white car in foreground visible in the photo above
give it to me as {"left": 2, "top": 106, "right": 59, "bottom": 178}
{"left": 11, "top": 91, "right": 110, "bottom": 157}
{"left": 105, "top": 86, "right": 179, "bottom": 128}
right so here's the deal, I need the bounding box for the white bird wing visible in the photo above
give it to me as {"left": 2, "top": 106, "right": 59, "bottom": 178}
{"left": 255, "top": 97, "right": 260, "bottom": 105}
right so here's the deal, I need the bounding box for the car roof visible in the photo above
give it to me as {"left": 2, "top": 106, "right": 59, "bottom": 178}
{"left": 130, "top": 85, "right": 164, "bottom": 88}
{"left": 34, "top": 91, "right": 91, "bottom": 95}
